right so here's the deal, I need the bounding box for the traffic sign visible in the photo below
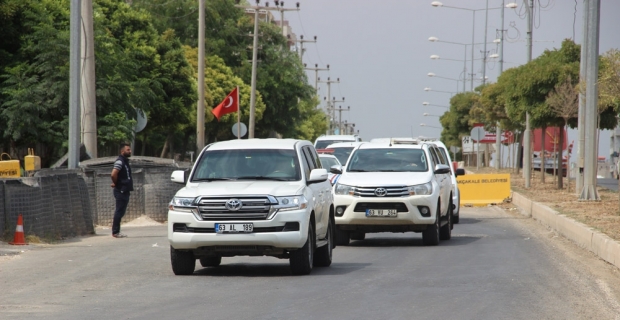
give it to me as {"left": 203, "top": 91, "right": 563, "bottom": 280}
{"left": 232, "top": 122, "right": 247, "bottom": 138}
{"left": 470, "top": 127, "right": 485, "bottom": 142}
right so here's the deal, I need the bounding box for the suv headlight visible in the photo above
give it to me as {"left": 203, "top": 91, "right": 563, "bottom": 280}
{"left": 334, "top": 183, "right": 355, "bottom": 195}
{"left": 274, "top": 195, "right": 308, "bottom": 212}
{"left": 169, "top": 197, "right": 196, "bottom": 211}
{"left": 408, "top": 182, "right": 433, "bottom": 195}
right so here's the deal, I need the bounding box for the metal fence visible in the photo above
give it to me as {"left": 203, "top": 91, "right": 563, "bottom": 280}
{"left": 1, "top": 157, "right": 190, "bottom": 241}
{"left": 1, "top": 173, "right": 95, "bottom": 240}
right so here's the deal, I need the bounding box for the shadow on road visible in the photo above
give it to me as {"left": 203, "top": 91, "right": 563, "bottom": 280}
{"left": 192, "top": 262, "right": 371, "bottom": 277}
{"left": 347, "top": 233, "right": 483, "bottom": 247}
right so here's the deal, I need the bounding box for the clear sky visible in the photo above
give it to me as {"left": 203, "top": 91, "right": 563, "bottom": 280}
{"left": 282, "top": 0, "right": 620, "bottom": 157}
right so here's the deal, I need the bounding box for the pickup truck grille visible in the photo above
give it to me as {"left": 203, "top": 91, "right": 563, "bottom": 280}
{"left": 196, "top": 196, "right": 275, "bottom": 220}
{"left": 354, "top": 186, "right": 409, "bottom": 197}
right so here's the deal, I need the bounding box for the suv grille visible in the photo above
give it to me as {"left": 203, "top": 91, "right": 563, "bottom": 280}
{"left": 353, "top": 202, "right": 408, "bottom": 212}
{"left": 354, "top": 186, "right": 409, "bottom": 197}
{"left": 196, "top": 196, "right": 275, "bottom": 220}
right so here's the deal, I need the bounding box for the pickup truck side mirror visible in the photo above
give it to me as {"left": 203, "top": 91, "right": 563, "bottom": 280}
{"left": 171, "top": 170, "right": 185, "bottom": 184}
{"left": 330, "top": 165, "right": 343, "bottom": 175}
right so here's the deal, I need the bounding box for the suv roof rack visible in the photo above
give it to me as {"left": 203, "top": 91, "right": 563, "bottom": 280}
{"left": 391, "top": 138, "right": 420, "bottom": 145}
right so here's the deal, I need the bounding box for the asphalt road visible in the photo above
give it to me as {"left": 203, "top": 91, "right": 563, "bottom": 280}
{"left": 599, "top": 178, "right": 619, "bottom": 191}
{"left": 2, "top": 206, "right": 620, "bottom": 319}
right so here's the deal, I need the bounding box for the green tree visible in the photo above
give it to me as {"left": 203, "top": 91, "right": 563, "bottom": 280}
{"left": 440, "top": 91, "right": 479, "bottom": 155}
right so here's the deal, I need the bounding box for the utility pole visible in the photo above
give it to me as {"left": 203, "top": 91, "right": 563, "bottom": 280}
{"left": 304, "top": 63, "right": 329, "bottom": 94}
{"left": 579, "top": 0, "right": 601, "bottom": 200}
{"left": 81, "top": 0, "right": 97, "bottom": 158}
{"left": 523, "top": 0, "right": 533, "bottom": 188}
{"left": 236, "top": 0, "right": 271, "bottom": 138}
{"left": 323, "top": 97, "right": 344, "bottom": 134}
{"left": 334, "top": 105, "right": 350, "bottom": 135}
{"left": 295, "top": 35, "right": 316, "bottom": 61}
{"left": 318, "top": 77, "right": 340, "bottom": 134}
{"left": 197, "top": 0, "right": 205, "bottom": 150}
{"left": 576, "top": 1, "right": 589, "bottom": 195}
{"left": 494, "top": 0, "right": 506, "bottom": 170}
{"left": 271, "top": 1, "right": 299, "bottom": 37}
{"left": 68, "top": 0, "right": 81, "bottom": 169}
{"left": 482, "top": 0, "right": 489, "bottom": 86}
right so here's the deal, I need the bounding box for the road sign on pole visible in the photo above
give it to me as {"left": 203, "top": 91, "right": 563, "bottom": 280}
{"left": 471, "top": 127, "right": 485, "bottom": 170}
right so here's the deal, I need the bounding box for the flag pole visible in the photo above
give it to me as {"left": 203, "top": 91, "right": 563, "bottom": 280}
{"left": 237, "top": 86, "right": 240, "bottom": 139}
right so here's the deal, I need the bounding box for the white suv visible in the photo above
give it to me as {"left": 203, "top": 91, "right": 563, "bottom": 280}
{"left": 332, "top": 140, "right": 454, "bottom": 246}
{"left": 168, "top": 139, "right": 335, "bottom": 275}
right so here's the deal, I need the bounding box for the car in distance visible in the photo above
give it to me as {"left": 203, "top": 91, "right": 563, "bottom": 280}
{"left": 333, "top": 139, "right": 454, "bottom": 246}
{"left": 318, "top": 153, "right": 342, "bottom": 185}
{"left": 168, "top": 139, "right": 335, "bottom": 275}
{"left": 314, "top": 134, "right": 361, "bottom": 150}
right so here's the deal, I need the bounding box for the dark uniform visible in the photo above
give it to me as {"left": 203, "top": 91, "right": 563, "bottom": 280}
{"left": 112, "top": 155, "right": 133, "bottom": 236}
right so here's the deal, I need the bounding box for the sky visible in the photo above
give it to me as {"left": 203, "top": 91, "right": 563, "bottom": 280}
{"left": 281, "top": 0, "right": 620, "bottom": 158}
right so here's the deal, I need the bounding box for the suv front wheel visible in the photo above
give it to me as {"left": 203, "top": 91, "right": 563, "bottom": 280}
{"left": 171, "top": 247, "right": 196, "bottom": 275}
{"left": 290, "top": 222, "right": 315, "bottom": 275}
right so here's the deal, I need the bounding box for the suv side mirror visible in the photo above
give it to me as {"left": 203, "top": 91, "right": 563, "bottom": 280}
{"left": 455, "top": 168, "right": 465, "bottom": 177}
{"left": 330, "top": 165, "right": 343, "bottom": 174}
{"left": 434, "top": 164, "right": 451, "bottom": 175}
{"left": 171, "top": 170, "right": 185, "bottom": 184}
{"left": 308, "top": 168, "right": 328, "bottom": 183}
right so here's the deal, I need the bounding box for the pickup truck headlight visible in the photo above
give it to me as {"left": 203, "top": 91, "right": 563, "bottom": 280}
{"left": 334, "top": 183, "right": 355, "bottom": 195}
{"left": 408, "top": 182, "right": 433, "bottom": 195}
{"left": 169, "top": 197, "right": 196, "bottom": 211}
{"left": 274, "top": 195, "right": 308, "bottom": 212}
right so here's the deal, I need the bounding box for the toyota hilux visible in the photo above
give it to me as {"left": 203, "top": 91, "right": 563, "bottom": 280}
{"left": 332, "top": 139, "right": 453, "bottom": 246}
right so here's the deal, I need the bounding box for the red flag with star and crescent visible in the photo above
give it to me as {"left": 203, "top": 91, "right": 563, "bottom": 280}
{"left": 211, "top": 87, "right": 239, "bottom": 121}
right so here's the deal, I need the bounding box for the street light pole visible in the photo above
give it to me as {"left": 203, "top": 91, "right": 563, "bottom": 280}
{"left": 295, "top": 35, "right": 316, "bottom": 61}
{"left": 523, "top": 0, "right": 533, "bottom": 187}
{"left": 271, "top": 1, "right": 300, "bottom": 37}
{"left": 318, "top": 77, "right": 340, "bottom": 134}
{"left": 334, "top": 105, "right": 351, "bottom": 135}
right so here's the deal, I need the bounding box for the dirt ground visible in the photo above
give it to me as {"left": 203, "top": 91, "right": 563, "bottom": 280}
{"left": 468, "top": 166, "right": 620, "bottom": 243}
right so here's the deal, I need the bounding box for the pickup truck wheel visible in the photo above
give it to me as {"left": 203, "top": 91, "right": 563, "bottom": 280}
{"left": 334, "top": 227, "right": 350, "bottom": 246}
{"left": 290, "top": 223, "right": 314, "bottom": 275}
{"left": 170, "top": 246, "right": 195, "bottom": 275}
{"left": 350, "top": 232, "right": 365, "bottom": 241}
{"left": 422, "top": 206, "right": 440, "bottom": 246}
{"left": 199, "top": 257, "right": 222, "bottom": 267}
{"left": 314, "top": 220, "right": 333, "bottom": 267}
{"left": 440, "top": 199, "right": 452, "bottom": 240}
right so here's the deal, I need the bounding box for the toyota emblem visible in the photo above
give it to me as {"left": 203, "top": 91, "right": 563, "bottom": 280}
{"left": 225, "top": 199, "right": 243, "bottom": 211}
{"left": 374, "top": 188, "right": 388, "bottom": 197}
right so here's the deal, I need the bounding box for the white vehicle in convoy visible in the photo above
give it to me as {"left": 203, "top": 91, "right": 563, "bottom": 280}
{"left": 318, "top": 154, "right": 342, "bottom": 185}
{"left": 314, "top": 134, "right": 362, "bottom": 150}
{"left": 332, "top": 139, "right": 454, "bottom": 246}
{"left": 419, "top": 137, "right": 465, "bottom": 223}
{"left": 322, "top": 142, "right": 363, "bottom": 166}
{"left": 168, "top": 139, "right": 335, "bottom": 276}
{"left": 370, "top": 137, "right": 465, "bottom": 223}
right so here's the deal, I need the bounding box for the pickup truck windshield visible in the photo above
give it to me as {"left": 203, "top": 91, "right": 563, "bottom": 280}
{"left": 192, "top": 149, "right": 301, "bottom": 181}
{"left": 347, "top": 148, "right": 429, "bottom": 172}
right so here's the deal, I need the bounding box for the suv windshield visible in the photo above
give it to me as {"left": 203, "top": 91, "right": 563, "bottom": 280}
{"left": 315, "top": 140, "right": 352, "bottom": 149}
{"left": 347, "top": 148, "right": 428, "bottom": 172}
{"left": 192, "top": 149, "right": 301, "bottom": 181}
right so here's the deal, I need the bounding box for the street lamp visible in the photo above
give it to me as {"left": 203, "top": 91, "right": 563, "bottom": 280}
{"left": 428, "top": 72, "right": 462, "bottom": 93}
{"left": 420, "top": 123, "right": 441, "bottom": 129}
{"left": 430, "top": 2, "right": 510, "bottom": 89}
{"left": 424, "top": 87, "right": 456, "bottom": 95}
{"left": 422, "top": 101, "right": 449, "bottom": 109}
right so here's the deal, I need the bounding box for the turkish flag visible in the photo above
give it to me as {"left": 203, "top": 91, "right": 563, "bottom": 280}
{"left": 211, "top": 87, "right": 239, "bottom": 121}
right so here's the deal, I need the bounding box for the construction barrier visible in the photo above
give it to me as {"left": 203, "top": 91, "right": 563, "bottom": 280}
{"left": 457, "top": 173, "right": 511, "bottom": 206}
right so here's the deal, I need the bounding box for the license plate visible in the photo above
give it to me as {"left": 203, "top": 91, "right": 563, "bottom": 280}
{"left": 365, "top": 209, "right": 397, "bottom": 217}
{"left": 214, "top": 223, "right": 254, "bottom": 233}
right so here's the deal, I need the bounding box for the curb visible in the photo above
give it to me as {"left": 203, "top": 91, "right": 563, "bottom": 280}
{"left": 511, "top": 191, "right": 620, "bottom": 270}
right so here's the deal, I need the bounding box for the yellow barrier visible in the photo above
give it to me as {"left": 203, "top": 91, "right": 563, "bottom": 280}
{"left": 0, "top": 153, "right": 21, "bottom": 178}
{"left": 457, "top": 173, "right": 511, "bottom": 206}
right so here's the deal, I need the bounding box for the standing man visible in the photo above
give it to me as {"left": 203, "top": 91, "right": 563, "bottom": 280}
{"left": 110, "top": 143, "right": 133, "bottom": 238}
